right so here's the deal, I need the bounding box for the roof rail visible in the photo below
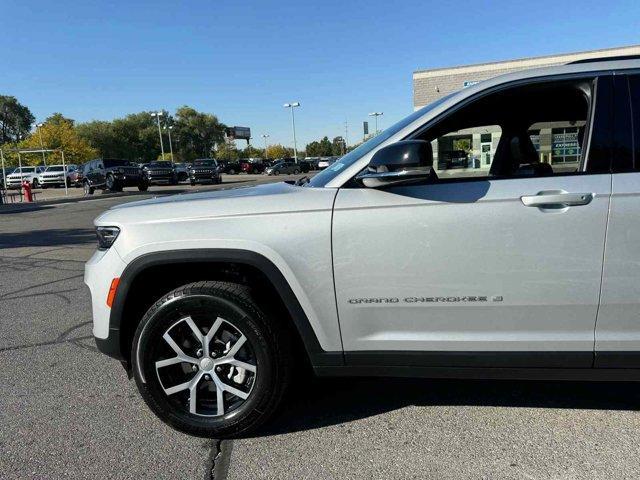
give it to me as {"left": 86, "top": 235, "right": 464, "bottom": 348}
{"left": 568, "top": 54, "right": 640, "bottom": 65}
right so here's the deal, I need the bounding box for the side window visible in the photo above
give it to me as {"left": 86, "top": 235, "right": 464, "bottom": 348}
{"left": 418, "top": 77, "right": 599, "bottom": 182}
{"left": 97, "top": 161, "right": 104, "bottom": 170}
{"left": 628, "top": 75, "right": 640, "bottom": 170}
{"left": 430, "top": 125, "right": 501, "bottom": 180}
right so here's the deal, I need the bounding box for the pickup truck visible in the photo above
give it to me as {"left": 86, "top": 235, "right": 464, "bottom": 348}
{"left": 86, "top": 57, "right": 640, "bottom": 438}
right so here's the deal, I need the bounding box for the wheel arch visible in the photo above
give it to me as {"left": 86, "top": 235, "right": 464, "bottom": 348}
{"left": 105, "top": 249, "right": 342, "bottom": 369}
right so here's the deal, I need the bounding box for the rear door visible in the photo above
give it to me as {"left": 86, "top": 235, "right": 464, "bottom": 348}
{"left": 595, "top": 73, "right": 640, "bottom": 367}
{"left": 332, "top": 74, "right": 614, "bottom": 368}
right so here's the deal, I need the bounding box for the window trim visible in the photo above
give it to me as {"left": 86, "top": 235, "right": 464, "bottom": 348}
{"left": 401, "top": 75, "right": 608, "bottom": 185}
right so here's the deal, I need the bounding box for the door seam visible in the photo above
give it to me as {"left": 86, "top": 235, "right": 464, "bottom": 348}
{"left": 592, "top": 173, "right": 613, "bottom": 367}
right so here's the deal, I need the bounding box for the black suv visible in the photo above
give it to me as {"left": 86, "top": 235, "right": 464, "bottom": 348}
{"left": 141, "top": 162, "right": 178, "bottom": 185}
{"left": 189, "top": 159, "right": 221, "bottom": 185}
{"left": 217, "top": 160, "right": 242, "bottom": 175}
{"left": 82, "top": 158, "right": 147, "bottom": 195}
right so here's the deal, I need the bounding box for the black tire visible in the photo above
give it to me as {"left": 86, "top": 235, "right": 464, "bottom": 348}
{"left": 132, "top": 281, "right": 292, "bottom": 438}
{"left": 138, "top": 182, "right": 149, "bottom": 192}
{"left": 274, "top": 170, "right": 280, "bottom": 176}
{"left": 83, "top": 181, "right": 94, "bottom": 195}
{"left": 228, "top": 168, "right": 236, "bottom": 175}
{"left": 41, "top": 185, "right": 48, "bottom": 189}
{"left": 293, "top": 169, "right": 300, "bottom": 174}
{"left": 190, "top": 180, "right": 196, "bottom": 186}
{"left": 66, "top": 177, "right": 72, "bottom": 187}
{"left": 31, "top": 178, "right": 39, "bottom": 188}
{"left": 106, "top": 174, "right": 123, "bottom": 192}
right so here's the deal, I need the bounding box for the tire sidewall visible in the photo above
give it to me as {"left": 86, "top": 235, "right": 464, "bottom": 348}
{"left": 132, "top": 289, "right": 277, "bottom": 436}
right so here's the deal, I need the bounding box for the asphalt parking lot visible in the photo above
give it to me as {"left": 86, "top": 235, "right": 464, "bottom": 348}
{"left": 2, "top": 176, "right": 640, "bottom": 479}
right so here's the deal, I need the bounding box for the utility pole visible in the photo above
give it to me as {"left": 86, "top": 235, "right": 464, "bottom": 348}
{"left": 166, "top": 126, "right": 175, "bottom": 164}
{"left": 368, "top": 112, "right": 384, "bottom": 136}
{"left": 344, "top": 120, "right": 349, "bottom": 154}
{"left": 283, "top": 102, "right": 300, "bottom": 162}
{"left": 151, "top": 111, "right": 165, "bottom": 160}
{"left": 262, "top": 134, "right": 269, "bottom": 159}
{"left": 36, "top": 123, "right": 47, "bottom": 166}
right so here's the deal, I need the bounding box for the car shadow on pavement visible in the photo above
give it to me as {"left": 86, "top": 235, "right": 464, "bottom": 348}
{"left": 255, "top": 376, "right": 640, "bottom": 437}
{"left": 0, "top": 227, "right": 96, "bottom": 248}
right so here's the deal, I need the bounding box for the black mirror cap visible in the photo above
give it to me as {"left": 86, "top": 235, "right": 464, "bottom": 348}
{"left": 368, "top": 140, "right": 433, "bottom": 173}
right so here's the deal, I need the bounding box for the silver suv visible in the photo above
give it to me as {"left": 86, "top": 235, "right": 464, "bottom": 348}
{"left": 86, "top": 57, "right": 640, "bottom": 438}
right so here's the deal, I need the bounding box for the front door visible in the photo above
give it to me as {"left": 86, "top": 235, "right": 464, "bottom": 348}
{"left": 332, "top": 74, "right": 613, "bottom": 368}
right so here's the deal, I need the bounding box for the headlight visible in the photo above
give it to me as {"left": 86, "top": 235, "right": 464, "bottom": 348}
{"left": 96, "top": 226, "right": 120, "bottom": 249}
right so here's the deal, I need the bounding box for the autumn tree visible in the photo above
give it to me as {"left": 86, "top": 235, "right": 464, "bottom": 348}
{"left": 265, "top": 144, "right": 293, "bottom": 159}
{"left": 18, "top": 116, "right": 97, "bottom": 165}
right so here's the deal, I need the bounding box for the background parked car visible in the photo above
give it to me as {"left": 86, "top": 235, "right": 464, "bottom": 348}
{"left": 265, "top": 159, "right": 306, "bottom": 175}
{"left": 304, "top": 157, "right": 320, "bottom": 170}
{"left": 38, "top": 164, "right": 78, "bottom": 188}
{"left": 241, "top": 158, "right": 267, "bottom": 174}
{"left": 82, "top": 158, "right": 147, "bottom": 194}
{"left": 217, "top": 160, "right": 242, "bottom": 174}
{"left": 189, "top": 159, "right": 221, "bottom": 185}
{"left": 173, "top": 163, "right": 189, "bottom": 182}
{"left": 69, "top": 165, "right": 84, "bottom": 187}
{"left": 5, "top": 166, "right": 46, "bottom": 189}
{"left": 141, "top": 161, "right": 178, "bottom": 185}
{"left": 317, "top": 156, "right": 338, "bottom": 170}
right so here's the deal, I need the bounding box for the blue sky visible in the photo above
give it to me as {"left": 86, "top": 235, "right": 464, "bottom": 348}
{"left": 2, "top": 0, "right": 640, "bottom": 149}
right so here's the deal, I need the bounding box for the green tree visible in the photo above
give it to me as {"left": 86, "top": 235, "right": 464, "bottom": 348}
{"left": 305, "top": 140, "right": 322, "bottom": 157}
{"left": 0, "top": 95, "right": 35, "bottom": 144}
{"left": 242, "top": 145, "right": 264, "bottom": 158}
{"left": 172, "top": 106, "right": 225, "bottom": 162}
{"left": 331, "top": 136, "right": 346, "bottom": 156}
{"left": 76, "top": 121, "right": 119, "bottom": 158}
{"left": 216, "top": 142, "right": 239, "bottom": 161}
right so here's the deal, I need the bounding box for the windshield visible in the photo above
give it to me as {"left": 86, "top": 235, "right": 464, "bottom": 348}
{"left": 104, "top": 159, "right": 134, "bottom": 167}
{"left": 194, "top": 160, "right": 216, "bottom": 166}
{"left": 45, "top": 166, "right": 65, "bottom": 172}
{"left": 147, "top": 162, "right": 172, "bottom": 167}
{"left": 307, "top": 93, "right": 456, "bottom": 187}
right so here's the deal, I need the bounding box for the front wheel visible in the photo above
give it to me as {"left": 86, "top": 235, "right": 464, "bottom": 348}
{"left": 293, "top": 169, "right": 300, "bottom": 174}
{"left": 132, "top": 281, "right": 292, "bottom": 438}
{"left": 138, "top": 182, "right": 149, "bottom": 191}
{"left": 31, "top": 179, "right": 39, "bottom": 188}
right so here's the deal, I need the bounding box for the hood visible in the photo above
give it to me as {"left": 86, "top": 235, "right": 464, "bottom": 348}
{"left": 96, "top": 181, "right": 336, "bottom": 226}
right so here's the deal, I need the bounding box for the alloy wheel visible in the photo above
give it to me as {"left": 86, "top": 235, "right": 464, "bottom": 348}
{"left": 154, "top": 315, "right": 257, "bottom": 417}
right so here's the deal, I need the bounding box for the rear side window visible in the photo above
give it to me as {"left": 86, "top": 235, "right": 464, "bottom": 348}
{"left": 629, "top": 75, "right": 640, "bottom": 171}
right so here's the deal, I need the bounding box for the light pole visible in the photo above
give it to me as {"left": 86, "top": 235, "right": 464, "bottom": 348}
{"left": 36, "top": 123, "right": 47, "bottom": 166}
{"left": 368, "top": 112, "right": 384, "bottom": 135}
{"left": 261, "top": 134, "right": 269, "bottom": 159}
{"left": 165, "top": 125, "right": 175, "bottom": 165}
{"left": 283, "top": 102, "right": 300, "bottom": 162}
{"left": 150, "top": 111, "right": 165, "bottom": 160}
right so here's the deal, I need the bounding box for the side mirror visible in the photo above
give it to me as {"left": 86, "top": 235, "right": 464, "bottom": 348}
{"left": 356, "top": 140, "right": 434, "bottom": 188}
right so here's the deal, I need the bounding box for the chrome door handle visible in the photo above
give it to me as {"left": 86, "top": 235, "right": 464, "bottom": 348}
{"left": 521, "top": 191, "right": 594, "bottom": 207}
